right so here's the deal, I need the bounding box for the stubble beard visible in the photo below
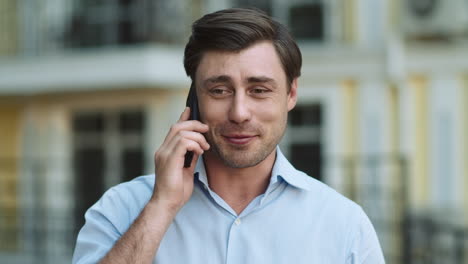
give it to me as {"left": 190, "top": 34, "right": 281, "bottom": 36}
{"left": 204, "top": 121, "right": 287, "bottom": 169}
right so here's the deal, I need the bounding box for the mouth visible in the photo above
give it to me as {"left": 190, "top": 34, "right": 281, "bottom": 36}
{"left": 222, "top": 134, "right": 258, "bottom": 145}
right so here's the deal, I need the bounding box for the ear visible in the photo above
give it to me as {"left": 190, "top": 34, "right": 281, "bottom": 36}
{"left": 287, "top": 78, "right": 298, "bottom": 111}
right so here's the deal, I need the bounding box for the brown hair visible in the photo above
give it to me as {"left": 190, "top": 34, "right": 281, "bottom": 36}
{"left": 184, "top": 8, "right": 302, "bottom": 88}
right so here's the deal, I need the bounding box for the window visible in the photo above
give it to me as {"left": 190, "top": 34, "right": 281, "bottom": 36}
{"left": 72, "top": 108, "right": 146, "bottom": 234}
{"left": 290, "top": 143, "right": 322, "bottom": 179}
{"left": 235, "top": 0, "right": 272, "bottom": 16}
{"left": 290, "top": 103, "right": 322, "bottom": 126}
{"left": 288, "top": 103, "right": 323, "bottom": 181}
{"left": 65, "top": 0, "right": 161, "bottom": 47}
{"left": 289, "top": 2, "right": 324, "bottom": 40}
{"left": 235, "top": 0, "right": 326, "bottom": 41}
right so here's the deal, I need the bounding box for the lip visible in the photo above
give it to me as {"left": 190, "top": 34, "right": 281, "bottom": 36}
{"left": 223, "top": 134, "right": 257, "bottom": 145}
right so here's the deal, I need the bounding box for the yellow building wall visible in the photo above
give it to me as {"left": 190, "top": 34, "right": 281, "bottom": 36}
{"left": 388, "top": 0, "right": 400, "bottom": 31}
{"left": 388, "top": 83, "right": 400, "bottom": 154}
{"left": 408, "top": 75, "right": 429, "bottom": 208}
{"left": 0, "top": 0, "right": 18, "bottom": 56}
{"left": 388, "top": 82, "right": 401, "bottom": 200}
{"left": 341, "top": 79, "right": 359, "bottom": 200}
{"left": 342, "top": 0, "right": 357, "bottom": 44}
{"left": 0, "top": 104, "right": 21, "bottom": 250}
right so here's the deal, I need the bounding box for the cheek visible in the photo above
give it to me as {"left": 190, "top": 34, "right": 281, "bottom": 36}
{"left": 199, "top": 100, "right": 226, "bottom": 124}
{"left": 256, "top": 107, "right": 276, "bottom": 122}
{"left": 255, "top": 106, "right": 288, "bottom": 132}
{"left": 257, "top": 99, "right": 287, "bottom": 120}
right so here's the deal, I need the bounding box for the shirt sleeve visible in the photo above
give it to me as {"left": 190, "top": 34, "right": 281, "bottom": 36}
{"left": 72, "top": 176, "right": 154, "bottom": 263}
{"left": 72, "top": 189, "right": 121, "bottom": 264}
{"left": 346, "top": 206, "right": 386, "bottom": 264}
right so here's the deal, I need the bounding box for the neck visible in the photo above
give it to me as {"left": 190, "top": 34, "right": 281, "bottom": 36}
{"left": 203, "top": 149, "right": 277, "bottom": 215}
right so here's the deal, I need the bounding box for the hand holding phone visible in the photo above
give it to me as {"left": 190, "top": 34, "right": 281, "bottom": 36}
{"left": 151, "top": 83, "right": 208, "bottom": 212}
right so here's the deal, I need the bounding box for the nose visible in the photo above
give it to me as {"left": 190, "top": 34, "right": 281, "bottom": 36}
{"left": 228, "top": 92, "right": 251, "bottom": 124}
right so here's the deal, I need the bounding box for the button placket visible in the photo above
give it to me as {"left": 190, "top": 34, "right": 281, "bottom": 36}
{"left": 226, "top": 217, "right": 243, "bottom": 264}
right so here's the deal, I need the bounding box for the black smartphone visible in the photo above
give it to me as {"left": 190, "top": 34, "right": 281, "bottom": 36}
{"left": 184, "top": 83, "right": 200, "bottom": 167}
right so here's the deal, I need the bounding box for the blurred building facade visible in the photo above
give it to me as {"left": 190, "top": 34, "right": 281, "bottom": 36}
{"left": 0, "top": 0, "right": 467, "bottom": 263}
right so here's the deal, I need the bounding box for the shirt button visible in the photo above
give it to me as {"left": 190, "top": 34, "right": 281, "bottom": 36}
{"left": 235, "top": 218, "right": 241, "bottom": 226}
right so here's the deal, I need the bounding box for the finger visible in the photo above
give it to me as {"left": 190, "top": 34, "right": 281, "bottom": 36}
{"left": 178, "top": 107, "right": 190, "bottom": 122}
{"left": 163, "top": 132, "right": 204, "bottom": 158}
{"left": 176, "top": 120, "right": 209, "bottom": 133}
{"left": 156, "top": 136, "right": 204, "bottom": 170}
{"left": 175, "top": 138, "right": 205, "bottom": 157}
{"left": 179, "top": 131, "right": 210, "bottom": 150}
{"left": 164, "top": 120, "right": 209, "bottom": 143}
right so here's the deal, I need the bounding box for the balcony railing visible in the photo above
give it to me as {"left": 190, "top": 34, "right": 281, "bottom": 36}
{"left": 1, "top": 0, "right": 190, "bottom": 57}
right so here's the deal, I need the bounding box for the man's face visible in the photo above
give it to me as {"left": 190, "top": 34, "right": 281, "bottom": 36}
{"left": 195, "top": 41, "right": 297, "bottom": 168}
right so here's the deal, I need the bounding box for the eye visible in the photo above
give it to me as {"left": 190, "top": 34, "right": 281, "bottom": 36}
{"left": 250, "top": 87, "right": 271, "bottom": 96}
{"left": 252, "top": 88, "right": 267, "bottom": 93}
{"left": 209, "top": 87, "right": 231, "bottom": 97}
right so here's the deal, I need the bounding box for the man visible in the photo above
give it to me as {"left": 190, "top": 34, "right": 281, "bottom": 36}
{"left": 73, "top": 8, "right": 385, "bottom": 264}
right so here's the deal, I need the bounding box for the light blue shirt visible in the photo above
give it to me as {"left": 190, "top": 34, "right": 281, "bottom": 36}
{"left": 73, "top": 147, "right": 385, "bottom": 263}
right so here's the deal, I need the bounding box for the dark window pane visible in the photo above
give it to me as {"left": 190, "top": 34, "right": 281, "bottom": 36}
{"left": 290, "top": 143, "right": 322, "bottom": 181}
{"left": 118, "top": 20, "right": 136, "bottom": 44}
{"left": 82, "top": 0, "right": 107, "bottom": 6}
{"left": 65, "top": 0, "right": 144, "bottom": 47}
{"left": 73, "top": 113, "right": 104, "bottom": 133}
{"left": 119, "top": 0, "right": 134, "bottom": 6}
{"left": 289, "top": 107, "right": 302, "bottom": 126}
{"left": 289, "top": 3, "right": 324, "bottom": 40}
{"left": 122, "top": 149, "right": 144, "bottom": 182}
{"left": 83, "top": 23, "right": 107, "bottom": 46}
{"left": 302, "top": 104, "right": 322, "bottom": 126}
{"left": 289, "top": 104, "right": 322, "bottom": 126}
{"left": 408, "top": 0, "right": 437, "bottom": 18}
{"left": 73, "top": 147, "right": 105, "bottom": 235}
{"left": 235, "top": 0, "right": 272, "bottom": 15}
{"left": 119, "top": 110, "right": 144, "bottom": 133}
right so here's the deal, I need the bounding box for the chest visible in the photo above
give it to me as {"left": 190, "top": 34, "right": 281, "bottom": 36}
{"left": 154, "top": 190, "right": 349, "bottom": 264}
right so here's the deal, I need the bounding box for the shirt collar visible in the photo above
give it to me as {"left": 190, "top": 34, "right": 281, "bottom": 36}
{"left": 270, "top": 146, "right": 312, "bottom": 191}
{"left": 194, "top": 155, "right": 209, "bottom": 189}
{"left": 194, "top": 146, "right": 312, "bottom": 191}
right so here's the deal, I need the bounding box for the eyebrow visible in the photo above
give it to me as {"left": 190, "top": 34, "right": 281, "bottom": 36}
{"left": 202, "top": 75, "right": 232, "bottom": 87}
{"left": 202, "top": 75, "right": 277, "bottom": 87}
{"left": 247, "top": 76, "right": 277, "bottom": 87}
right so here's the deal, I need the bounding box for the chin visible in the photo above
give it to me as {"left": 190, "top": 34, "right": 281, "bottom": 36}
{"left": 214, "top": 143, "right": 275, "bottom": 169}
{"left": 222, "top": 156, "right": 263, "bottom": 169}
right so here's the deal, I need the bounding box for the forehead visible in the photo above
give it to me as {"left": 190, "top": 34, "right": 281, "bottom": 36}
{"left": 195, "top": 41, "right": 286, "bottom": 84}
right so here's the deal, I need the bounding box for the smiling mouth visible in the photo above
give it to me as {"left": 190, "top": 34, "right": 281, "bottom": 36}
{"left": 223, "top": 135, "right": 257, "bottom": 145}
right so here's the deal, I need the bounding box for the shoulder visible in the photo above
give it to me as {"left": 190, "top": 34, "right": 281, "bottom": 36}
{"left": 275, "top": 148, "right": 360, "bottom": 212}
{"left": 102, "top": 174, "right": 154, "bottom": 208}
{"left": 73, "top": 175, "right": 156, "bottom": 263}
{"left": 287, "top": 169, "right": 368, "bottom": 232}
{"left": 294, "top": 172, "right": 384, "bottom": 262}
{"left": 291, "top": 171, "right": 384, "bottom": 262}
{"left": 87, "top": 174, "right": 155, "bottom": 232}
{"left": 107, "top": 174, "right": 155, "bottom": 201}
{"left": 290, "top": 169, "right": 360, "bottom": 211}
